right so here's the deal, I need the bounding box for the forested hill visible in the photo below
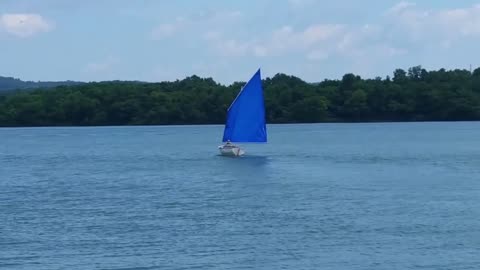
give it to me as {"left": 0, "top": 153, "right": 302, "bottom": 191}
{"left": 0, "top": 76, "right": 83, "bottom": 91}
{"left": 1, "top": 66, "right": 480, "bottom": 127}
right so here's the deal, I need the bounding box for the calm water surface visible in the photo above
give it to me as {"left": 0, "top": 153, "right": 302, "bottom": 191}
{"left": 1, "top": 122, "right": 480, "bottom": 269}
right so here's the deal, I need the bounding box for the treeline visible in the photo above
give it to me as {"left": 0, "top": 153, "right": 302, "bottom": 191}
{"left": 0, "top": 76, "right": 83, "bottom": 92}
{"left": 1, "top": 66, "right": 480, "bottom": 127}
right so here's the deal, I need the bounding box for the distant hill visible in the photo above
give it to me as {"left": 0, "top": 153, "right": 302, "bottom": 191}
{"left": 0, "top": 76, "right": 84, "bottom": 91}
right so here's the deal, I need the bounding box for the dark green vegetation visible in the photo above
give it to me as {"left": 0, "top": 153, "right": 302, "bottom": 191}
{"left": 1, "top": 66, "right": 480, "bottom": 127}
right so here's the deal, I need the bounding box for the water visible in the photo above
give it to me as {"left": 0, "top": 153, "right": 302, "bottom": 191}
{"left": 1, "top": 122, "right": 480, "bottom": 269}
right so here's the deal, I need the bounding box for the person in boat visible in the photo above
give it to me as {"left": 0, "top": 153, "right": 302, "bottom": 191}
{"left": 225, "top": 140, "right": 234, "bottom": 147}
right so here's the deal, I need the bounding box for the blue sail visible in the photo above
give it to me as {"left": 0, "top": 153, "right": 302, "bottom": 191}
{"left": 222, "top": 69, "right": 267, "bottom": 143}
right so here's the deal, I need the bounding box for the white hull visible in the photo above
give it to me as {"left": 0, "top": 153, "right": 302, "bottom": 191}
{"left": 218, "top": 145, "right": 245, "bottom": 156}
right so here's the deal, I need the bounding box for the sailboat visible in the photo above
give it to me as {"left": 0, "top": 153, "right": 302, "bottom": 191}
{"left": 218, "top": 68, "right": 267, "bottom": 156}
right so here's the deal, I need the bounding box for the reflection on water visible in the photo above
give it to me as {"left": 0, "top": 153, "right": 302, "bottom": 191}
{"left": 217, "top": 154, "right": 270, "bottom": 165}
{"left": 214, "top": 155, "right": 271, "bottom": 182}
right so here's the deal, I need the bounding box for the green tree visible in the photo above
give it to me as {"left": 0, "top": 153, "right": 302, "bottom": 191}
{"left": 1, "top": 66, "right": 480, "bottom": 126}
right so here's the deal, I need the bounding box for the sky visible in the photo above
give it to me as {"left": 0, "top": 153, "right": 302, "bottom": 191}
{"left": 1, "top": 0, "right": 480, "bottom": 84}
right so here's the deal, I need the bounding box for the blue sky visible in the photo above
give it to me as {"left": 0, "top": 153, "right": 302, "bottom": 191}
{"left": 1, "top": 0, "right": 480, "bottom": 84}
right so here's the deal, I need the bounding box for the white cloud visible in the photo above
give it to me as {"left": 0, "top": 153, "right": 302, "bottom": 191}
{"left": 287, "top": 0, "right": 316, "bottom": 9}
{"left": 436, "top": 5, "right": 480, "bottom": 37}
{"left": 204, "top": 19, "right": 410, "bottom": 69}
{"left": 386, "top": 2, "right": 480, "bottom": 43}
{"left": 336, "top": 24, "right": 383, "bottom": 53}
{"left": 261, "top": 24, "right": 345, "bottom": 56}
{"left": 202, "top": 30, "right": 221, "bottom": 41}
{"left": 386, "top": 1, "right": 417, "bottom": 15}
{"left": 0, "top": 13, "right": 53, "bottom": 38}
{"left": 306, "top": 50, "right": 329, "bottom": 61}
{"left": 205, "top": 2, "right": 480, "bottom": 61}
{"left": 150, "top": 17, "right": 186, "bottom": 40}
{"left": 85, "top": 56, "right": 119, "bottom": 73}
{"left": 151, "top": 23, "right": 178, "bottom": 40}
{"left": 253, "top": 45, "right": 268, "bottom": 57}
{"left": 150, "top": 10, "right": 242, "bottom": 41}
{"left": 208, "top": 10, "right": 242, "bottom": 22}
{"left": 217, "top": 39, "right": 251, "bottom": 57}
{"left": 201, "top": 29, "right": 254, "bottom": 57}
{"left": 208, "top": 24, "right": 345, "bottom": 58}
{"left": 303, "top": 24, "right": 345, "bottom": 45}
{"left": 147, "top": 2, "right": 480, "bottom": 81}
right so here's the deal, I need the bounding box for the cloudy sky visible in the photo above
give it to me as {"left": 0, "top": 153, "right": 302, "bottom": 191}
{"left": 1, "top": 0, "right": 480, "bottom": 84}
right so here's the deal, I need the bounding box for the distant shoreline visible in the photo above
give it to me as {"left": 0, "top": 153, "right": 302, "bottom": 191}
{"left": 1, "top": 120, "right": 479, "bottom": 129}
{"left": 1, "top": 66, "right": 480, "bottom": 127}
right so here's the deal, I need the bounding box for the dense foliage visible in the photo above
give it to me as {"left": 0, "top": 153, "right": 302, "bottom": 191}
{"left": 1, "top": 66, "right": 480, "bottom": 127}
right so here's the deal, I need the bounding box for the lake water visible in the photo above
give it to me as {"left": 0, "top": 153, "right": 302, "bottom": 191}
{"left": 1, "top": 122, "right": 480, "bottom": 269}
